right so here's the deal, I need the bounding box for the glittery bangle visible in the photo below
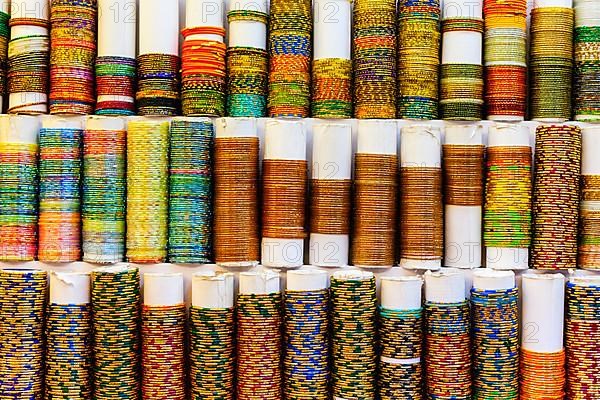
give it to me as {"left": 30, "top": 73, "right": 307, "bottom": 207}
{"left": 311, "top": 58, "right": 352, "bottom": 118}
{"left": 95, "top": 56, "right": 136, "bottom": 115}
{"left": 574, "top": 0, "right": 600, "bottom": 121}
{"left": 136, "top": 53, "right": 180, "bottom": 116}
{"left": 227, "top": 46, "right": 268, "bottom": 117}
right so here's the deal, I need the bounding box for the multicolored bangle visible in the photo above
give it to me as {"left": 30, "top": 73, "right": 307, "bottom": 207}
{"left": 136, "top": 53, "right": 180, "bottom": 116}
{"left": 574, "top": 0, "right": 600, "bottom": 121}
{"left": 0, "top": 11, "right": 10, "bottom": 107}
{"left": 311, "top": 58, "right": 352, "bottom": 118}
{"left": 95, "top": 56, "right": 136, "bottom": 115}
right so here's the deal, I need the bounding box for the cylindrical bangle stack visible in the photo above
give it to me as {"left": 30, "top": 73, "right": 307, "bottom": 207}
{"left": 83, "top": 117, "right": 126, "bottom": 264}
{"left": 227, "top": 3, "right": 269, "bottom": 117}
{"left": 261, "top": 120, "right": 307, "bottom": 269}
{"left": 0, "top": 269, "right": 47, "bottom": 399}
{"left": 38, "top": 118, "right": 82, "bottom": 262}
{"left": 181, "top": 0, "right": 226, "bottom": 117}
{"left": 424, "top": 269, "right": 472, "bottom": 400}
{"left": 565, "top": 276, "right": 600, "bottom": 399}
{"left": 312, "top": 0, "right": 352, "bottom": 118}
{"left": 284, "top": 270, "right": 329, "bottom": 399}
{"left": 95, "top": 0, "right": 137, "bottom": 115}
{"left": 0, "top": 116, "right": 39, "bottom": 261}
{"left": 397, "top": 0, "right": 441, "bottom": 120}
{"left": 331, "top": 271, "right": 377, "bottom": 399}
{"left": 440, "top": 0, "right": 484, "bottom": 120}
{"left": 126, "top": 119, "right": 169, "bottom": 263}
{"left": 168, "top": 117, "right": 213, "bottom": 263}
{"left": 310, "top": 122, "right": 352, "bottom": 267}
{"left": 443, "top": 125, "right": 485, "bottom": 269}
{"left": 353, "top": 0, "right": 396, "bottom": 118}
{"left": 91, "top": 265, "right": 140, "bottom": 400}
{"left": 352, "top": 120, "right": 397, "bottom": 268}
{"left": 530, "top": 0, "right": 574, "bottom": 121}
{"left": 237, "top": 271, "right": 282, "bottom": 400}
{"left": 580, "top": 126, "right": 600, "bottom": 270}
{"left": 213, "top": 118, "right": 260, "bottom": 267}
{"left": 484, "top": 124, "right": 532, "bottom": 271}
{"left": 520, "top": 273, "right": 566, "bottom": 399}
{"left": 400, "top": 125, "right": 443, "bottom": 270}
{"left": 190, "top": 273, "right": 235, "bottom": 399}
{"left": 0, "top": 5, "right": 9, "bottom": 111}
{"left": 136, "top": 0, "right": 179, "bottom": 116}
{"left": 378, "top": 277, "right": 423, "bottom": 399}
{"left": 268, "top": 0, "right": 311, "bottom": 117}
{"left": 574, "top": 0, "right": 600, "bottom": 121}
{"left": 8, "top": 0, "right": 50, "bottom": 114}
{"left": 141, "top": 273, "right": 186, "bottom": 400}
{"left": 49, "top": 0, "right": 96, "bottom": 115}
{"left": 532, "top": 125, "right": 581, "bottom": 270}
{"left": 46, "top": 272, "right": 92, "bottom": 399}
{"left": 471, "top": 270, "right": 519, "bottom": 399}
{"left": 483, "top": 0, "right": 527, "bottom": 120}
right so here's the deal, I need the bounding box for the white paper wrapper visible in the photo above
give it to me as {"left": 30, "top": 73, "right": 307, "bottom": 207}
{"left": 487, "top": 123, "right": 531, "bottom": 147}
{"left": 185, "top": 0, "right": 225, "bottom": 41}
{"left": 309, "top": 233, "right": 349, "bottom": 267}
{"left": 229, "top": 0, "right": 268, "bottom": 13}
{"left": 425, "top": 268, "right": 466, "bottom": 303}
{"left": 143, "top": 272, "right": 184, "bottom": 306}
{"left": 0, "top": 115, "right": 39, "bottom": 144}
{"left": 50, "top": 271, "right": 91, "bottom": 305}
{"left": 381, "top": 276, "right": 423, "bottom": 310}
{"left": 138, "top": 0, "right": 179, "bottom": 56}
{"left": 332, "top": 269, "right": 373, "bottom": 281}
{"left": 581, "top": 125, "right": 600, "bottom": 175}
{"left": 313, "top": 0, "right": 351, "bottom": 60}
{"left": 357, "top": 120, "right": 398, "bottom": 155}
{"left": 442, "top": 0, "right": 483, "bottom": 18}
{"left": 401, "top": 124, "right": 441, "bottom": 167}
{"left": 472, "top": 269, "right": 515, "bottom": 290}
{"left": 229, "top": 20, "right": 267, "bottom": 49}
{"left": 42, "top": 115, "right": 84, "bottom": 130}
{"left": 312, "top": 122, "right": 352, "bottom": 179}
{"left": 261, "top": 238, "right": 304, "bottom": 268}
{"left": 97, "top": 0, "right": 136, "bottom": 57}
{"left": 192, "top": 272, "right": 234, "bottom": 308}
{"left": 239, "top": 269, "right": 280, "bottom": 294}
{"left": 534, "top": 0, "right": 572, "bottom": 8}
{"left": 445, "top": 205, "right": 482, "bottom": 269}
{"left": 287, "top": 268, "right": 328, "bottom": 291}
{"left": 264, "top": 119, "right": 306, "bottom": 160}
{"left": 442, "top": 31, "right": 482, "bottom": 65}
{"left": 85, "top": 115, "right": 126, "bottom": 131}
{"left": 215, "top": 117, "right": 257, "bottom": 138}
{"left": 521, "top": 273, "right": 565, "bottom": 352}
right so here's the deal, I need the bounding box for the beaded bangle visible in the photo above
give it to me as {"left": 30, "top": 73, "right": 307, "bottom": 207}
{"left": 311, "top": 58, "right": 352, "bottom": 118}
{"left": 49, "top": 0, "right": 97, "bottom": 115}
{"left": 95, "top": 56, "right": 136, "bottom": 115}
{"left": 574, "top": 0, "right": 600, "bottom": 121}
{"left": 397, "top": 0, "right": 441, "bottom": 119}
{"left": 353, "top": 0, "right": 397, "bottom": 119}
{"left": 268, "top": 0, "right": 311, "bottom": 117}
{"left": 136, "top": 53, "right": 180, "bottom": 116}
{"left": 181, "top": 26, "right": 226, "bottom": 117}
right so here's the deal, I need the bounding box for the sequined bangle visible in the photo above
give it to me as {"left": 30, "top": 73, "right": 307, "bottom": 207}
{"left": 181, "top": 26, "right": 226, "bottom": 117}
{"left": 397, "top": 0, "right": 441, "bottom": 119}
{"left": 49, "top": 0, "right": 97, "bottom": 115}
{"left": 227, "top": 46, "right": 268, "bottom": 117}
{"left": 136, "top": 53, "right": 180, "bottom": 116}
{"left": 353, "top": 0, "right": 397, "bottom": 119}
{"left": 530, "top": 6, "right": 574, "bottom": 121}
{"left": 168, "top": 118, "right": 213, "bottom": 263}
{"left": 95, "top": 56, "right": 136, "bottom": 115}
{"left": 574, "top": 0, "right": 600, "bottom": 121}
{"left": 268, "top": 0, "right": 312, "bottom": 117}
{"left": 311, "top": 58, "right": 352, "bottom": 118}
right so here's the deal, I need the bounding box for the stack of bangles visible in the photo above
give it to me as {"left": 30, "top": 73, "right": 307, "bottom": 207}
{"left": 95, "top": 56, "right": 136, "bottom": 115}
{"left": 181, "top": 26, "right": 226, "bottom": 117}
{"left": 136, "top": 53, "right": 179, "bottom": 116}
{"left": 312, "top": 58, "right": 352, "bottom": 118}
{"left": 574, "top": 0, "right": 600, "bottom": 122}
{"left": 49, "top": 0, "right": 97, "bottom": 114}
{"left": 0, "top": 10, "right": 8, "bottom": 103}
{"left": 227, "top": 10, "right": 269, "bottom": 117}
{"left": 7, "top": 17, "right": 50, "bottom": 113}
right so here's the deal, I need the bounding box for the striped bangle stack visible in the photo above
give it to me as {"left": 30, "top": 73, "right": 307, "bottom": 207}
{"left": 268, "top": 0, "right": 311, "bottom": 117}
{"left": 580, "top": 126, "right": 600, "bottom": 270}
{"left": 0, "top": 10, "right": 9, "bottom": 107}
{"left": 574, "top": 0, "right": 600, "bottom": 122}
{"left": 95, "top": 57, "right": 136, "bottom": 115}
{"left": 353, "top": 0, "right": 397, "bottom": 119}
{"left": 397, "top": 0, "right": 441, "bottom": 120}
{"left": 227, "top": 10, "right": 269, "bottom": 117}
{"left": 483, "top": 0, "right": 527, "bottom": 120}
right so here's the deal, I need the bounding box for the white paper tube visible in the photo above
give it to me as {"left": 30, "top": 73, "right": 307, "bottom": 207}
{"left": 186, "top": 0, "right": 225, "bottom": 41}
{"left": 50, "top": 271, "right": 91, "bottom": 305}
{"left": 312, "top": 122, "right": 352, "bottom": 179}
{"left": 425, "top": 268, "right": 466, "bottom": 303}
{"left": 10, "top": 0, "right": 47, "bottom": 21}
{"left": 262, "top": 237, "right": 304, "bottom": 268}
{"left": 239, "top": 269, "right": 280, "bottom": 294}
{"left": 313, "top": 0, "right": 351, "bottom": 60}
{"left": 574, "top": 0, "right": 600, "bottom": 27}
{"left": 569, "top": 273, "right": 600, "bottom": 286}
{"left": 42, "top": 116, "right": 84, "bottom": 130}
{"left": 445, "top": 205, "right": 482, "bottom": 268}
{"left": 534, "top": 0, "right": 572, "bottom": 8}
{"left": 442, "top": 31, "right": 482, "bottom": 65}
{"left": 487, "top": 123, "right": 531, "bottom": 147}
{"left": 442, "top": 0, "right": 483, "bottom": 18}
{"left": 229, "top": 20, "right": 267, "bottom": 49}
{"left": 138, "top": 0, "right": 179, "bottom": 56}
{"left": 357, "top": 119, "right": 398, "bottom": 155}
{"left": 85, "top": 115, "right": 126, "bottom": 131}
{"left": 0, "top": 115, "right": 39, "bottom": 144}
{"left": 309, "top": 233, "right": 348, "bottom": 267}
{"left": 229, "top": 0, "right": 268, "bottom": 13}
{"left": 401, "top": 125, "right": 441, "bottom": 167}
{"left": 521, "top": 273, "right": 565, "bottom": 352}
{"left": 472, "top": 269, "right": 515, "bottom": 290}
{"left": 192, "top": 272, "right": 234, "bottom": 308}
{"left": 332, "top": 269, "right": 373, "bottom": 281}
{"left": 287, "top": 269, "right": 328, "bottom": 291}
{"left": 581, "top": 126, "right": 600, "bottom": 175}
{"left": 264, "top": 119, "right": 306, "bottom": 160}
{"left": 486, "top": 247, "right": 529, "bottom": 270}
{"left": 143, "top": 272, "right": 184, "bottom": 306}
{"left": 97, "top": 0, "right": 136, "bottom": 57}
{"left": 8, "top": 93, "right": 47, "bottom": 114}
{"left": 445, "top": 124, "right": 483, "bottom": 144}
{"left": 215, "top": 117, "right": 257, "bottom": 138}
{"left": 381, "top": 276, "right": 423, "bottom": 310}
